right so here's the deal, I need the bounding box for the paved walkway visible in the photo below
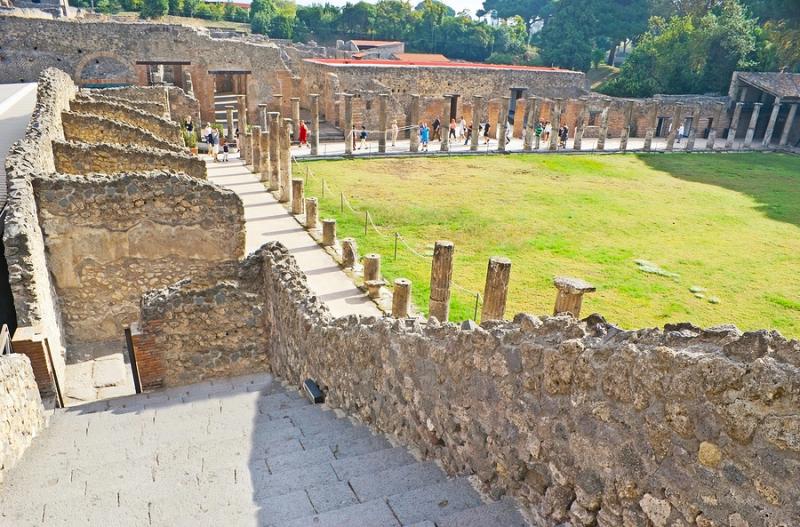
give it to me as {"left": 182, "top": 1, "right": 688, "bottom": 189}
{"left": 206, "top": 157, "right": 381, "bottom": 318}
{"left": 0, "top": 373, "right": 529, "bottom": 526}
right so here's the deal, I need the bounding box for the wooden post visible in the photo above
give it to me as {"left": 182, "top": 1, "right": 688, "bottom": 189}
{"left": 322, "top": 219, "right": 336, "bottom": 246}
{"left": 428, "top": 240, "right": 454, "bottom": 321}
{"left": 471, "top": 95, "right": 483, "bottom": 152}
{"left": 378, "top": 93, "right": 388, "bottom": 153}
{"left": 268, "top": 112, "right": 281, "bottom": 191}
{"left": 481, "top": 256, "right": 511, "bottom": 321}
{"left": 409, "top": 94, "right": 420, "bottom": 152}
{"left": 342, "top": 238, "right": 358, "bottom": 268}
{"left": 279, "top": 118, "right": 292, "bottom": 203}
{"left": 309, "top": 93, "right": 320, "bottom": 155}
{"left": 392, "top": 278, "right": 412, "bottom": 318}
{"left": 363, "top": 253, "right": 381, "bottom": 282}
{"left": 291, "top": 179, "right": 304, "bottom": 215}
{"left": 553, "top": 276, "right": 596, "bottom": 318}
{"left": 305, "top": 197, "right": 318, "bottom": 229}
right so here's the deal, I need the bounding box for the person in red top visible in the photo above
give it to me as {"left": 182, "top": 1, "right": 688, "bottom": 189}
{"left": 298, "top": 120, "right": 309, "bottom": 147}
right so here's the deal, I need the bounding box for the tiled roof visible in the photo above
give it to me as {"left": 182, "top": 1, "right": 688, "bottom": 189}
{"left": 738, "top": 72, "right": 800, "bottom": 101}
{"left": 393, "top": 53, "right": 450, "bottom": 62}
{"left": 304, "top": 58, "right": 575, "bottom": 73}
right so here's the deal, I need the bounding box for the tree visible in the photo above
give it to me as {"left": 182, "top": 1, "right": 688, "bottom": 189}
{"left": 181, "top": 0, "right": 198, "bottom": 17}
{"left": 479, "top": 0, "right": 550, "bottom": 33}
{"left": 374, "top": 0, "right": 415, "bottom": 41}
{"left": 593, "top": 0, "right": 650, "bottom": 65}
{"left": 250, "top": 0, "right": 276, "bottom": 22}
{"left": 167, "top": 0, "right": 182, "bottom": 16}
{"left": 251, "top": 10, "right": 272, "bottom": 34}
{"left": 537, "top": 0, "right": 597, "bottom": 71}
{"left": 140, "top": 0, "right": 168, "bottom": 18}
{"left": 270, "top": 12, "right": 294, "bottom": 39}
{"left": 339, "top": 2, "right": 376, "bottom": 37}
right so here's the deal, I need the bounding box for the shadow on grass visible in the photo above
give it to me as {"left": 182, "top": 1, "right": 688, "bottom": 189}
{"left": 639, "top": 152, "right": 800, "bottom": 228}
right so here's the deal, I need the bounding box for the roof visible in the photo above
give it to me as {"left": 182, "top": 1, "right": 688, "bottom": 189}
{"left": 737, "top": 72, "right": 800, "bottom": 102}
{"left": 393, "top": 53, "right": 449, "bottom": 62}
{"left": 350, "top": 40, "right": 402, "bottom": 48}
{"left": 304, "top": 58, "right": 576, "bottom": 73}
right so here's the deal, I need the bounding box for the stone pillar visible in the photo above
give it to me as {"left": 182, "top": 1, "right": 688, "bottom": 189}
{"left": 619, "top": 100, "right": 634, "bottom": 152}
{"left": 291, "top": 76, "right": 302, "bottom": 104}
{"left": 258, "top": 103, "right": 268, "bottom": 130}
{"left": 363, "top": 254, "right": 381, "bottom": 282}
{"left": 251, "top": 126, "right": 262, "bottom": 174}
{"left": 643, "top": 102, "right": 659, "bottom": 152}
{"left": 726, "top": 102, "right": 744, "bottom": 149}
{"left": 183, "top": 71, "right": 194, "bottom": 97}
{"left": 573, "top": 104, "right": 587, "bottom": 151}
{"left": 523, "top": 97, "right": 539, "bottom": 151}
{"left": 343, "top": 93, "right": 354, "bottom": 156}
{"left": 553, "top": 277, "right": 595, "bottom": 318}
{"left": 291, "top": 179, "right": 304, "bottom": 215}
{"left": 378, "top": 93, "right": 388, "bottom": 153}
{"left": 236, "top": 94, "right": 248, "bottom": 162}
{"left": 291, "top": 97, "right": 300, "bottom": 139}
{"left": 497, "top": 96, "right": 510, "bottom": 152}
{"left": 259, "top": 128, "right": 270, "bottom": 183}
{"left": 310, "top": 93, "right": 320, "bottom": 155}
{"left": 779, "top": 103, "right": 798, "bottom": 146}
{"left": 470, "top": 95, "right": 483, "bottom": 152}
{"left": 549, "top": 99, "right": 562, "bottom": 151}
{"left": 744, "top": 102, "right": 762, "bottom": 146}
{"left": 409, "top": 94, "right": 420, "bottom": 153}
{"left": 305, "top": 197, "right": 318, "bottom": 229}
{"left": 226, "top": 106, "right": 235, "bottom": 142}
{"left": 440, "top": 95, "right": 452, "bottom": 152}
{"left": 596, "top": 103, "right": 610, "bottom": 150}
{"left": 272, "top": 94, "right": 283, "bottom": 115}
{"left": 428, "top": 240, "right": 454, "bottom": 322}
{"left": 268, "top": 112, "right": 281, "bottom": 191}
{"left": 685, "top": 105, "right": 699, "bottom": 151}
{"left": 342, "top": 238, "right": 358, "bottom": 268}
{"left": 322, "top": 219, "right": 336, "bottom": 246}
{"left": 707, "top": 102, "right": 725, "bottom": 151}
{"left": 665, "top": 103, "right": 684, "bottom": 151}
{"left": 481, "top": 256, "right": 511, "bottom": 322}
{"left": 279, "top": 118, "right": 292, "bottom": 203}
{"left": 762, "top": 98, "right": 782, "bottom": 147}
{"left": 392, "top": 278, "right": 412, "bottom": 318}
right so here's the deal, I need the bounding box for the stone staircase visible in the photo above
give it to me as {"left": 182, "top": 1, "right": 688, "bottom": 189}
{"left": 0, "top": 373, "right": 529, "bottom": 526}
{"left": 214, "top": 93, "right": 240, "bottom": 135}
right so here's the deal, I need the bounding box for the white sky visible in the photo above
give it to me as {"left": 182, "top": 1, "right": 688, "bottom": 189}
{"left": 294, "top": 0, "right": 484, "bottom": 16}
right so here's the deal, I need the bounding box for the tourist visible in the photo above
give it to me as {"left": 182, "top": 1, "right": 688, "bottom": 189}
{"left": 184, "top": 116, "right": 194, "bottom": 133}
{"left": 432, "top": 116, "right": 441, "bottom": 141}
{"left": 222, "top": 140, "right": 229, "bottom": 162}
{"left": 677, "top": 123, "right": 685, "bottom": 143}
{"left": 391, "top": 119, "right": 399, "bottom": 146}
{"left": 543, "top": 121, "right": 552, "bottom": 143}
{"left": 358, "top": 125, "right": 368, "bottom": 150}
{"left": 420, "top": 122, "right": 430, "bottom": 151}
{"left": 464, "top": 122, "right": 472, "bottom": 145}
{"left": 483, "top": 121, "right": 491, "bottom": 145}
{"left": 458, "top": 116, "right": 467, "bottom": 141}
{"left": 449, "top": 118, "right": 457, "bottom": 140}
{"left": 202, "top": 122, "right": 213, "bottom": 144}
{"left": 535, "top": 121, "right": 544, "bottom": 144}
{"left": 298, "top": 120, "right": 308, "bottom": 147}
{"left": 558, "top": 126, "right": 568, "bottom": 149}
{"left": 210, "top": 128, "right": 220, "bottom": 161}
{"left": 351, "top": 125, "right": 357, "bottom": 151}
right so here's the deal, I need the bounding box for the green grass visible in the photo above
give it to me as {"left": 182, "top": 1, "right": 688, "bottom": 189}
{"left": 587, "top": 65, "right": 620, "bottom": 89}
{"left": 301, "top": 152, "right": 800, "bottom": 337}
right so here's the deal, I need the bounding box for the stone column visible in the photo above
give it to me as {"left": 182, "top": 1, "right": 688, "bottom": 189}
{"left": 643, "top": 102, "right": 659, "bottom": 152}
{"left": 497, "top": 96, "right": 510, "bottom": 152}
{"left": 258, "top": 103, "right": 268, "bottom": 130}
{"left": 470, "top": 95, "right": 483, "bottom": 151}
{"left": 707, "top": 102, "right": 725, "bottom": 151}
{"left": 392, "top": 278, "right": 412, "bottom": 319}
{"left": 272, "top": 94, "right": 283, "bottom": 115}
{"left": 291, "top": 76, "right": 302, "bottom": 104}
{"left": 619, "top": 100, "right": 634, "bottom": 152}
{"left": 183, "top": 71, "right": 194, "bottom": 97}
{"left": 762, "top": 98, "right": 782, "bottom": 147}
{"left": 481, "top": 256, "right": 511, "bottom": 322}
{"left": 363, "top": 254, "right": 381, "bottom": 282}
{"left": 440, "top": 95, "right": 452, "bottom": 152}
{"left": 428, "top": 240, "right": 454, "bottom": 322}
{"left": 409, "top": 94, "right": 420, "bottom": 153}
{"left": 523, "top": 97, "right": 539, "bottom": 151}
{"left": 726, "top": 102, "right": 744, "bottom": 149}
{"left": 779, "top": 103, "right": 797, "bottom": 146}
{"left": 291, "top": 179, "right": 304, "bottom": 215}
{"left": 343, "top": 93, "right": 354, "bottom": 156}
{"left": 268, "top": 112, "right": 281, "bottom": 191}
{"left": 279, "top": 118, "right": 292, "bottom": 203}
{"left": 665, "top": 103, "right": 684, "bottom": 151}
{"left": 236, "top": 95, "right": 249, "bottom": 163}
{"left": 378, "top": 93, "right": 388, "bottom": 153}
{"left": 573, "top": 104, "right": 587, "bottom": 151}
{"left": 342, "top": 239, "right": 358, "bottom": 268}
{"left": 744, "top": 102, "right": 762, "bottom": 146}
{"left": 226, "top": 106, "right": 235, "bottom": 142}
{"left": 596, "top": 103, "right": 610, "bottom": 150}
{"left": 305, "top": 198, "right": 318, "bottom": 229}
{"left": 259, "top": 128, "right": 270, "bottom": 183}
{"left": 549, "top": 99, "right": 562, "bottom": 151}
{"left": 251, "top": 126, "right": 262, "bottom": 175}
{"left": 322, "top": 219, "right": 336, "bottom": 246}
{"left": 291, "top": 97, "right": 300, "bottom": 139}
{"left": 553, "top": 277, "right": 595, "bottom": 318}
{"left": 309, "top": 93, "right": 320, "bottom": 155}
{"left": 685, "top": 105, "right": 700, "bottom": 151}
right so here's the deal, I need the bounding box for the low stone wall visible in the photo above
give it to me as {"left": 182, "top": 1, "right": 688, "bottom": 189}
{"left": 0, "top": 354, "right": 47, "bottom": 484}
{"left": 166, "top": 86, "right": 201, "bottom": 125}
{"left": 52, "top": 140, "right": 206, "bottom": 180}
{"left": 76, "top": 91, "right": 168, "bottom": 118}
{"left": 89, "top": 85, "right": 201, "bottom": 123}
{"left": 61, "top": 111, "right": 183, "bottom": 152}
{"left": 253, "top": 243, "right": 799, "bottom": 527}
{"left": 70, "top": 98, "right": 183, "bottom": 144}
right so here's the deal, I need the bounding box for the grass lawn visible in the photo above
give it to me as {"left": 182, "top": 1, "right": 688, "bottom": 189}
{"left": 301, "top": 152, "right": 800, "bottom": 337}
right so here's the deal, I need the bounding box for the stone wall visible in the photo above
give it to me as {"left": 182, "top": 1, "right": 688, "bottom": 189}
{"left": 0, "top": 354, "right": 47, "bottom": 484}
{"left": 33, "top": 171, "right": 244, "bottom": 362}
{"left": 70, "top": 98, "right": 182, "bottom": 143}
{"left": 61, "top": 111, "right": 183, "bottom": 152}
{"left": 247, "top": 242, "right": 799, "bottom": 527}
{"left": 52, "top": 140, "right": 206, "bottom": 180}
{"left": 76, "top": 91, "right": 167, "bottom": 118}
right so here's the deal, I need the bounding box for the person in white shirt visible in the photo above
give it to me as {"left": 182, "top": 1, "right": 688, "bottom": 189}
{"left": 677, "top": 124, "right": 685, "bottom": 143}
{"left": 390, "top": 120, "right": 399, "bottom": 146}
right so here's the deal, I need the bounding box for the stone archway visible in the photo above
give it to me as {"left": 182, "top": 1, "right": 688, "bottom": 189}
{"left": 74, "top": 52, "right": 135, "bottom": 87}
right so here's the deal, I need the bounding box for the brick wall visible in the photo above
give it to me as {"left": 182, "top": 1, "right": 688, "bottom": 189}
{"left": 10, "top": 327, "right": 55, "bottom": 398}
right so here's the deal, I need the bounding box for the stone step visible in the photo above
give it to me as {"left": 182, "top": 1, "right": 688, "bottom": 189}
{"left": 278, "top": 498, "right": 400, "bottom": 527}
{"left": 386, "top": 478, "right": 483, "bottom": 525}
{"left": 330, "top": 446, "right": 416, "bottom": 481}
{"left": 348, "top": 461, "right": 447, "bottom": 503}
{"left": 432, "top": 497, "right": 530, "bottom": 527}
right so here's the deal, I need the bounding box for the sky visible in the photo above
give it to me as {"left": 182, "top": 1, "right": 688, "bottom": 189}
{"left": 294, "top": 0, "right": 485, "bottom": 16}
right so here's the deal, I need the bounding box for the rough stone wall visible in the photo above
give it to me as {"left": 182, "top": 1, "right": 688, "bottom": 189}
{"left": 256, "top": 242, "right": 799, "bottom": 527}
{"left": 33, "top": 171, "right": 244, "bottom": 361}
{"left": 61, "top": 111, "right": 183, "bottom": 152}
{"left": 76, "top": 91, "right": 168, "bottom": 118}
{"left": 137, "top": 253, "right": 269, "bottom": 387}
{"left": 0, "top": 354, "right": 47, "bottom": 484}
{"left": 52, "top": 140, "right": 206, "bottom": 180}
{"left": 70, "top": 98, "right": 182, "bottom": 143}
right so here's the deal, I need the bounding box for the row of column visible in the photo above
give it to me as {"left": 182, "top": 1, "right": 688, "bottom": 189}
{"left": 728, "top": 98, "right": 798, "bottom": 148}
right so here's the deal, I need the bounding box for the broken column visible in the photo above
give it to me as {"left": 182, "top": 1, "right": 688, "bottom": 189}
{"left": 779, "top": 103, "right": 798, "bottom": 146}
{"left": 310, "top": 93, "right": 320, "bottom": 155}
{"left": 480, "top": 256, "right": 511, "bottom": 322}
{"left": 707, "top": 102, "right": 725, "bottom": 150}
{"left": 183, "top": 70, "right": 194, "bottom": 97}
{"left": 322, "top": 219, "right": 336, "bottom": 246}
{"left": 236, "top": 95, "right": 249, "bottom": 163}
{"left": 268, "top": 112, "right": 281, "bottom": 191}
{"left": 428, "top": 240, "right": 454, "bottom": 322}
{"left": 363, "top": 254, "right": 381, "bottom": 282}
{"left": 523, "top": 97, "right": 539, "bottom": 151}
{"left": 378, "top": 93, "right": 388, "bottom": 153}
{"left": 470, "top": 95, "right": 483, "bottom": 152}
{"left": 553, "top": 276, "right": 596, "bottom": 318}
{"left": 440, "top": 95, "right": 452, "bottom": 152}
{"left": 549, "top": 99, "right": 563, "bottom": 151}
{"left": 726, "top": 102, "right": 744, "bottom": 149}
{"left": 258, "top": 103, "right": 268, "bottom": 130}
{"left": 497, "top": 96, "right": 510, "bottom": 152}
{"left": 685, "top": 105, "right": 700, "bottom": 151}
{"left": 665, "top": 103, "right": 684, "bottom": 151}
{"left": 409, "top": 94, "right": 420, "bottom": 153}
{"left": 291, "top": 97, "right": 300, "bottom": 138}
{"left": 643, "top": 102, "right": 659, "bottom": 152}
{"left": 391, "top": 278, "right": 412, "bottom": 318}
{"left": 619, "top": 100, "right": 634, "bottom": 152}
{"left": 344, "top": 93, "right": 354, "bottom": 156}
{"left": 762, "top": 98, "right": 782, "bottom": 148}
{"left": 305, "top": 197, "right": 318, "bottom": 229}
{"left": 279, "top": 118, "right": 293, "bottom": 203}
{"left": 226, "top": 106, "right": 235, "bottom": 142}
{"left": 259, "top": 127, "right": 270, "bottom": 183}
{"left": 251, "top": 126, "right": 262, "bottom": 175}
{"left": 291, "top": 76, "right": 302, "bottom": 105}
{"left": 573, "top": 104, "right": 587, "bottom": 151}
{"left": 291, "top": 179, "right": 304, "bottom": 215}
{"left": 342, "top": 238, "right": 358, "bottom": 268}
{"left": 596, "top": 102, "right": 610, "bottom": 150}
{"left": 744, "top": 102, "right": 763, "bottom": 147}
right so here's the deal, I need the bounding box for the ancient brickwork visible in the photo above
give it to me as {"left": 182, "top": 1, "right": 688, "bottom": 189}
{"left": 87, "top": 85, "right": 201, "bottom": 124}
{"left": 70, "top": 98, "right": 183, "bottom": 143}
{"left": 61, "top": 111, "right": 183, "bottom": 152}
{"left": 52, "top": 140, "right": 206, "bottom": 180}
{"left": 76, "top": 91, "right": 168, "bottom": 118}
{"left": 0, "top": 354, "right": 47, "bottom": 484}
{"left": 33, "top": 171, "right": 244, "bottom": 361}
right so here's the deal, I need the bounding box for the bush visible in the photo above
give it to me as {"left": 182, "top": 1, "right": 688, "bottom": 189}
{"left": 251, "top": 11, "right": 272, "bottom": 34}
{"left": 140, "top": 0, "right": 168, "bottom": 18}
{"left": 182, "top": 130, "right": 197, "bottom": 148}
